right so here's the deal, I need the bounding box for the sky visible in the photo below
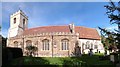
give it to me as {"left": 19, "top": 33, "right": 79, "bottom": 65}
{"left": 1, "top": 2, "right": 118, "bottom": 37}
{"left": 1, "top": 0, "right": 120, "bottom": 2}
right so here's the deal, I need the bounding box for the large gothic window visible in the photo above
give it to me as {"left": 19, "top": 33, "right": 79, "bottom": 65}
{"left": 14, "top": 18, "right": 16, "bottom": 24}
{"left": 42, "top": 39, "right": 49, "bottom": 50}
{"left": 26, "top": 40, "right": 32, "bottom": 47}
{"left": 61, "top": 39, "right": 69, "bottom": 50}
{"left": 14, "top": 41, "right": 18, "bottom": 47}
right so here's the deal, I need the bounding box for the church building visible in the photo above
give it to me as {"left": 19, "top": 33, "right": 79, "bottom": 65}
{"left": 7, "top": 10, "right": 104, "bottom": 57}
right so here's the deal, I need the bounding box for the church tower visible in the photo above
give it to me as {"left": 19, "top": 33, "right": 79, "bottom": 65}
{"left": 8, "top": 10, "right": 28, "bottom": 38}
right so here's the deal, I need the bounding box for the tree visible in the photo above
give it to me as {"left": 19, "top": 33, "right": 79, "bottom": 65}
{"left": 104, "top": 1, "right": 120, "bottom": 45}
{"left": 25, "top": 45, "right": 38, "bottom": 57}
{"left": 99, "top": 1, "right": 120, "bottom": 53}
{"left": 0, "top": 25, "right": 1, "bottom": 32}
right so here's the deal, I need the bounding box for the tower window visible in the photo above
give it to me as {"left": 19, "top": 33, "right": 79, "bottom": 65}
{"left": 14, "top": 18, "right": 16, "bottom": 24}
{"left": 23, "top": 19, "right": 25, "bottom": 30}
{"left": 23, "top": 19, "right": 25, "bottom": 24}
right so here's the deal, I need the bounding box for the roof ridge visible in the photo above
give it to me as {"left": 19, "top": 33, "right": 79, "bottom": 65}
{"left": 26, "top": 25, "right": 69, "bottom": 30}
{"left": 75, "top": 26, "right": 96, "bottom": 30}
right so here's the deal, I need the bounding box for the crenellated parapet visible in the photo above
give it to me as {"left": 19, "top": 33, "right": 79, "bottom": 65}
{"left": 10, "top": 10, "right": 28, "bottom": 19}
{"left": 10, "top": 32, "right": 79, "bottom": 39}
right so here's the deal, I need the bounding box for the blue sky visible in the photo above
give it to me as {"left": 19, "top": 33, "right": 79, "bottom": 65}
{"left": 1, "top": 2, "right": 118, "bottom": 37}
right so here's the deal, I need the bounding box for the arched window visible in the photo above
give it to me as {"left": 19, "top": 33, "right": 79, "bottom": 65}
{"left": 91, "top": 43, "right": 93, "bottom": 49}
{"left": 86, "top": 41, "right": 90, "bottom": 49}
{"left": 14, "top": 18, "right": 16, "bottom": 24}
{"left": 94, "top": 42, "right": 98, "bottom": 49}
{"left": 26, "top": 40, "right": 32, "bottom": 47}
{"left": 14, "top": 41, "right": 18, "bottom": 47}
{"left": 85, "top": 44, "right": 87, "bottom": 49}
{"left": 42, "top": 39, "right": 49, "bottom": 50}
{"left": 61, "top": 39, "right": 69, "bottom": 50}
{"left": 35, "top": 41, "right": 38, "bottom": 45}
{"left": 82, "top": 43, "right": 85, "bottom": 49}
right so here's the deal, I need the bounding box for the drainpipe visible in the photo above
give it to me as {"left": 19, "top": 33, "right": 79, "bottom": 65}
{"left": 68, "top": 43, "right": 70, "bottom": 57}
{"left": 22, "top": 37, "right": 24, "bottom": 54}
{"left": 52, "top": 35, "right": 53, "bottom": 57}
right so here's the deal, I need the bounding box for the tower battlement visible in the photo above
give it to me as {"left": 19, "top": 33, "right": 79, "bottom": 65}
{"left": 10, "top": 10, "right": 28, "bottom": 19}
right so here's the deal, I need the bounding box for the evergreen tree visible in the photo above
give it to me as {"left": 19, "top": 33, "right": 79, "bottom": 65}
{"left": 99, "top": 1, "right": 120, "bottom": 52}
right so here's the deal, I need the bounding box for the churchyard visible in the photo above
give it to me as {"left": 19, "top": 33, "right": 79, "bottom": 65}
{"left": 5, "top": 53, "right": 117, "bottom": 67}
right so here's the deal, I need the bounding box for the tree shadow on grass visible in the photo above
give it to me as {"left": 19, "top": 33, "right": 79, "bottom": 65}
{"left": 61, "top": 54, "right": 115, "bottom": 67}
{"left": 61, "top": 57, "right": 88, "bottom": 67}
{"left": 4, "top": 57, "right": 58, "bottom": 67}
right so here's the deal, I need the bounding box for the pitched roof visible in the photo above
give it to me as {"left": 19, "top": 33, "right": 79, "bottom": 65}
{"left": 75, "top": 26, "right": 100, "bottom": 40}
{"left": 23, "top": 26, "right": 70, "bottom": 35}
{"left": 22, "top": 25, "right": 100, "bottom": 40}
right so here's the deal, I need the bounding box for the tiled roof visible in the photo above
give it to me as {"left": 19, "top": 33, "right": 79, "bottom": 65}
{"left": 22, "top": 26, "right": 70, "bottom": 35}
{"left": 75, "top": 26, "right": 100, "bottom": 40}
{"left": 22, "top": 25, "right": 100, "bottom": 40}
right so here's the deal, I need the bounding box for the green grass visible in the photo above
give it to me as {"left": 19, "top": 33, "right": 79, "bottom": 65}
{"left": 9, "top": 53, "right": 115, "bottom": 67}
{"left": 44, "top": 57, "right": 64, "bottom": 65}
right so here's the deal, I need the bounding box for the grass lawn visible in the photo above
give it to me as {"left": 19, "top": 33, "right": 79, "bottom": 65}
{"left": 8, "top": 53, "right": 115, "bottom": 67}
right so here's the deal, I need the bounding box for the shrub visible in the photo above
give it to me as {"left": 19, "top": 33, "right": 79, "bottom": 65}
{"left": 2, "top": 47, "right": 23, "bottom": 66}
{"left": 8, "top": 47, "right": 23, "bottom": 59}
{"left": 99, "top": 56, "right": 110, "bottom": 60}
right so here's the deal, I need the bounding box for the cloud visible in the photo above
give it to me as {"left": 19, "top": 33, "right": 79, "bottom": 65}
{"left": 2, "top": 2, "right": 27, "bottom": 13}
{"left": 106, "top": 25, "right": 118, "bottom": 30}
{"left": 1, "top": 28, "right": 8, "bottom": 38}
{"left": 97, "top": 25, "right": 118, "bottom": 36}
{"left": 2, "top": 3, "right": 15, "bottom": 14}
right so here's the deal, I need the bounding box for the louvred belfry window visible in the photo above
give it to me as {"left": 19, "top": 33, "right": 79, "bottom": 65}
{"left": 14, "top": 18, "right": 16, "bottom": 24}
{"left": 23, "top": 19, "right": 25, "bottom": 30}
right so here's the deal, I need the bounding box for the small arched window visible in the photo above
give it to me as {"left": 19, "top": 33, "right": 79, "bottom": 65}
{"left": 86, "top": 41, "right": 90, "bottom": 49}
{"left": 94, "top": 42, "right": 98, "bottom": 49}
{"left": 26, "top": 40, "right": 32, "bottom": 46}
{"left": 91, "top": 43, "right": 93, "bottom": 49}
{"left": 82, "top": 43, "right": 85, "bottom": 49}
{"left": 14, "top": 41, "right": 18, "bottom": 47}
{"left": 35, "top": 41, "right": 38, "bottom": 45}
{"left": 14, "top": 18, "right": 16, "bottom": 24}
{"left": 61, "top": 39, "right": 69, "bottom": 50}
{"left": 42, "top": 39, "right": 49, "bottom": 50}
